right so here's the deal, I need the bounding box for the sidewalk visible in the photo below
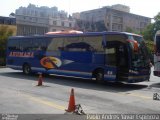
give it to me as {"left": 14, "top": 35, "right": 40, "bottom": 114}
{"left": 0, "top": 66, "right": 6, "bottom": 68}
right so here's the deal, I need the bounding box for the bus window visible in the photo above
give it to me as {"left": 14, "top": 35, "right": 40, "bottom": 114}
{"left": 32, "top": 38, "right": 45, "bottom": 51}
{"left": 47, "top": 38, "right": 64, "bottom": 51}
{"left": 8, "top": 39, "right": 20, "bottom": 50}
{"left": 107, "top": 34, "right": 127, "bottom": 43}
{"left": 65, "top": 42, "right": 93, "bottom": 52}
{"left": 19, "top": 39, "right": 32, "bottom": 51}
{"left": 83, "top": 36, "right": 103, "bottom": 52}
{"left": 105, "top": 47, "right": 116, "bottom": 66}
{"left": 63, "top": 36, "right": 82, "bottom": 51}
{"left": 63, "top": 37, "right": 86, "bottom": 52}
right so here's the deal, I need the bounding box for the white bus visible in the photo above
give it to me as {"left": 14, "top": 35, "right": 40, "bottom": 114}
{"left": 154, "top": 30, "right": 160, "bottom": 77}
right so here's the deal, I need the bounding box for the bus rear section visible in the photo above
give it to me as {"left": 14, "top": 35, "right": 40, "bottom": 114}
{"left": 154, "top": 30, "right": 160, "bottom": 77}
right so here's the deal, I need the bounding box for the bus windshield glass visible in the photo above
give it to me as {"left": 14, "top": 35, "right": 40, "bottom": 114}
{"left": 128, "top": 35, "right": 150, "bottom": 68}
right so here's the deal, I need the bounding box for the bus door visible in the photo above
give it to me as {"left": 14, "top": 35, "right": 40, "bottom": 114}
{"left": 104, "top": 42, "right": 117, "bottom": 81}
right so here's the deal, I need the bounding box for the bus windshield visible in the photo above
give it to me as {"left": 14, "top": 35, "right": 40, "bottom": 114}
{"left": 129, "top": 35, "right": 150, "bottom": 68}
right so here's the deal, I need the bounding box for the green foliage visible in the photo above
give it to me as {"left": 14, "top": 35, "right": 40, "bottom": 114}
{"left": 0, "top": 25, "right": 14, "bottom": 66}
{"left": 141, "top": 12, "right": 160, "bottom": 41}
{"left": 125, "top": 27, "right": 141, "bottom": 35}
{"left": 153, "top": 20, "right": 160, "bottom": 34}
{"left": 141, "top": 24, "right": 154, "bottom": 41}
{"left": 144, "top": 40, "right": 154, "bottom": 64}
{"left": 154, "top": 12, "right": 160, "bottom": 21}
{"left": 144, "top": 40, "right": 154, "bottom": 53}
{"left": 125, "top": 27, "right": 134, "bottom": 33}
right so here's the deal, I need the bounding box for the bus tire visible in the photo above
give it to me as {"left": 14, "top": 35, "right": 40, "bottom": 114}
{"left": 95, "top": 70, "right": 104, "bottom": 83}
{"left": 23, "top": 64, "right": 31, "bottom": 75}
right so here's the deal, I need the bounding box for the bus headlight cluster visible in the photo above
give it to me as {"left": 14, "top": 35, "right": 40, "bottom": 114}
{"left": 107, "top": 71, "right": 113, "bottom": 75}
{"left": 129, "top": 70, "right": 138, "bottom": 74}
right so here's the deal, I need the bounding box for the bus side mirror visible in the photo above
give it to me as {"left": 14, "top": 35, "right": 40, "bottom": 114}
{"left": 127, "top": 40, "right": 138, "bottom": 52}
{"left": 133, "top": 40, "right": 138, "bottom": 52}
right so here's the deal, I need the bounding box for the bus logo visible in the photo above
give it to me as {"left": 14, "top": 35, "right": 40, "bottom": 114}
{"left": 9, "top": 52, "right": 34, "bottom": 58}
{"left": 40, "top": 57, "right": 62, "bottom": 69}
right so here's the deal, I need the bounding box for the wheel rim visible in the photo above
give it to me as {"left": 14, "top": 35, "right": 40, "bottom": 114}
{"left": 96, "top": 72, "right": 103, "bottom": 81}
{"left": 24, "top": 65, "right": 30, "bottom": 74}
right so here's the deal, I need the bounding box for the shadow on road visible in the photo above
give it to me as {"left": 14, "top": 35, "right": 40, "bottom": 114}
{"left": 0, "top": 71, "right": 148, "bottom": 93}
{"left": 150, "top": 83, "right": 160, "bottom": 88}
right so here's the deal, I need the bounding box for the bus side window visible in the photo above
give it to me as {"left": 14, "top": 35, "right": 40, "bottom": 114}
{"left": 47, "top": 38, "right": 64, "bottom": 51}
{"left": 19, "top": 39, "right": 32, "bottom": 51}
{"left": 8, "top": 39, "right": 20, "bottom": 51}
{"left": 105, "top": 47, "right": 116, "bottom": 66}
{"left": 63, "top": 37, "right": 82, "bottom": 52}
{"left": 40, "top": 38, "right": 50, "bottom": 51}
{"left": 64, "top": 42, "right": 93, "bottom": 52}
{"left": 32, "top": 38, "right": 44, "bottom": 51}
{"left": 83, "top": 36, "right": 103, "bottom": 52}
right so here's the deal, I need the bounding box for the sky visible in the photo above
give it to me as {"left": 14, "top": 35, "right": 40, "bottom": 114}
{"left": 1, "top": 0, "right": 159, "bottom": 18}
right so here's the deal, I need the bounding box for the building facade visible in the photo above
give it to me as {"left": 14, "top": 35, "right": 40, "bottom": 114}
{"left": 16, "top": 4, "right": 75, "bottom": 36}
{"left": 76, "top": 4, "right": 151, "bottom": 32}
{"left": 111, "top": 4, "right": 130, "bottom": 13}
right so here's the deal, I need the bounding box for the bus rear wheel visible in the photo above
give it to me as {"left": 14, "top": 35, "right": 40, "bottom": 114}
{"left": 23, "top": 64, "right": 31, "bottom": 75}
{"left": 95, "top": 70, "right": 104, "bottom": 83}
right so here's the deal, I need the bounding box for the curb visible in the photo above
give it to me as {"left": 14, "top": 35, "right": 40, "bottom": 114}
{"left": 0, "top": 66, "right": 6, "bottom": 68}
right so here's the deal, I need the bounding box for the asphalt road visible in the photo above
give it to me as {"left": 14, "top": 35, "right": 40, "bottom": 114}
{"left": 0, "top": 67, "right": 160, "bottom": 119}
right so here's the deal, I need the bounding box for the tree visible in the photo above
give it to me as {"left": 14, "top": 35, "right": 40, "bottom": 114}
{"left": 141, "top": 23, "right": 154, "bottom": 41}
{"left": 9, "top": 12, "right": 15, "bottom": 18}
{"left": 154, "top": 12, "right": 160, "bottom": 21}
{"left": 125, "top": 27, "right": 134, "bottom": 33}
{"left": 0, "top": 25, "right": 14, "bottom": 65}
{"left": 141, "top": 12, "right": 160, "bottom": 41}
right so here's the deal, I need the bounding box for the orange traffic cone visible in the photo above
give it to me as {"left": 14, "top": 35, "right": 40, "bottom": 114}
{"left": 66, "top": 88, "right": 76, "bottom": 112}
{"left": 37, "top": 73, "right": 43, "bottom": 86}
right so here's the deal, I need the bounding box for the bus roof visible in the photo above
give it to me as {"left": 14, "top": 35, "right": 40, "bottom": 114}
{"left": 121, "top": 32, "right": 142, "bottom": 37}
{"left": 9, "top": 31, "right": 142, "bottom": 39}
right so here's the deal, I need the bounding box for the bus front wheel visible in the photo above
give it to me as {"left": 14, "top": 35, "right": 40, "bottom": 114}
{"left": 23, "top": 64, "right": 31, "bottom": 75}
{"left": 95, "top": 70, "right": 104, "bottom": 83}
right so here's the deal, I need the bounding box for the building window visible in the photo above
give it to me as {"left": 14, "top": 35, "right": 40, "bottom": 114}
{"left": 40, "top": 12, "right": 45, "bottom": 17}
{"left": 69, "top": 23, "right": 72, "bottom": 27}
{"left": 62, "top": 21, "right": 64, "bottom": 26}
{"left": 53, "top": 21, "right": 57, "bottom": 26}
{"left": 52, "top": 29, "right": 56, "bottom": 31}
{"left": 35, "top": 11, "right": 37, "bottom": 16}
{"left": 27, "top": 10, "right": 30, "bottom": 15}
